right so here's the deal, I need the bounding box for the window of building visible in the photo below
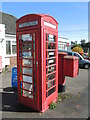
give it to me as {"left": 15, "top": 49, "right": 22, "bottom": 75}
{"left": 12, "top": 41, "right": 16, "bottom": 54}
{"left": 6, "top": 41, "right": 11, "bottom": 55}
{"left": 6, "top": 40, "right": 16, "bottom": 55}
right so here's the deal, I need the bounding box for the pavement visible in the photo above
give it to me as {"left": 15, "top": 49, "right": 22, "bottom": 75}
{"left": 0, "top": 68, "right": 89, "bottom": 119}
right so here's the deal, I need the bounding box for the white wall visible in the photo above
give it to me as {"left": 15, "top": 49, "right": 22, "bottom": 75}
{"left": 5, "top": 34, "right": 16, "bottom": 57}
{"left": 58, "top": 37, "right": 69, "bottom": 51}
{"left": 0, "top": 24, "right": 16, "bottom": 68}
{"left": 4, "top": 34, "right": 16, "bottom": 67}
{"left": 0, "top": 24, "right": 5, "bottom": 68}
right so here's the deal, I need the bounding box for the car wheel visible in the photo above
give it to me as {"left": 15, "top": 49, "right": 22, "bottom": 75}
{"left": 84, "top": 64, "right": 89, "bottom": 69}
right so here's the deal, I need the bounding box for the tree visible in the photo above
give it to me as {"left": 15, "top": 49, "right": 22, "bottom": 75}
{"left": 80, "top": 39, "right": 86, "bottom": 45}
{"left": 72, "top": 46, "right": 84, "bottom": 53}
{"left": 71, "top": 44, "right": 82, "bottom": 50}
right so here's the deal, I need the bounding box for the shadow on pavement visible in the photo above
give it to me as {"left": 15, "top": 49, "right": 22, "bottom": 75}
{"left": 1, "top": 87, "right": 37, "bottom": 113}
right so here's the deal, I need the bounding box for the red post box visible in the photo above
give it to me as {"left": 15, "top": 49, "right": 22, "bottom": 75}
{"left": 58, "top": 52, "right": 67, "bottom": 92}
{"left": 63, "top": 56, "right": 79, "bottom": 77}
{"left": 16, "top": 14, "right": 58, "bottom": 112}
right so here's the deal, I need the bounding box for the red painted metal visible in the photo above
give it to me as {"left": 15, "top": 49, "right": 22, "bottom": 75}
{"left": 16, "top": 14, "right": 58, "bottom": 112}
{"left": 63, "top": 56, "right": 79, "bottom": 77}
{"left": 58, "top": 52, "right": 67, "bottom": 85}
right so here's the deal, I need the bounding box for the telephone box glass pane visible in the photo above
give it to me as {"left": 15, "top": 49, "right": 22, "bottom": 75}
{"left": 23, "top": 90, "right": 33, "bottom": 99}
{"left": 33, "top": 33, "right": 35, "bottom": 41}
{"left": 22, "top": 51, "right": 32, "bottom": 59}
{"left": 33, "top": 33, "right": 35, "bottom": 50}
{"left": 48, "top": 34, "right": 55, "bottom": 42}
{"left": 23, "top": 75, "right": 32, "bottom": 83}
{"left": 47, "top": 80, "right": 55, "bottom": 90}
{"left": 19, "top": 51, "right": 21, "bottom": 58}
{"left": 23, "top": 67, "right": 32, "bottom": 75}
{"left": 23, "top": 83, "right": 33, "bottom": 91}
{"left": 22, "top": 43, "right": 32, "bottom": 51}
{"left": 48, "top": 73, "right": 55, "bottom": 81}
{"left": 33, "top": 42, "right": 35, "bottom": 50}
{"left": 47, "top": 82, "right": 52, "bottom": 89}
{"left": 48, "top": 59, "right": 55, "bottom": 65}
{"left": 47, "top": 66, "right": 56, "bottom": 74}
{"left": 48, "top": 43, "right": 55, "bottom": 49}
{"left": 22, "top": 34, "right": 32, "bottom": 41}
{"left": 48, "top": 87, "right": 55, "bottom": 96}
{"left": 48, "top": 51, "right": 55, "bottom": 57}
{"left": 23, "top": 59, "right": 33, "bottom": 67}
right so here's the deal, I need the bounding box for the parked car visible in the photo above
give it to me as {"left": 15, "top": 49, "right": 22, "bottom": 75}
{"left": 83, "top": 53, "right": 90, "bottom": 61}
{"left": 58, "top": 50, "right": 90, "bottom": 69}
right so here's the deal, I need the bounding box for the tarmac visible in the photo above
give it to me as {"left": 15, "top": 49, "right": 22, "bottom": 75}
{"left": 0, "top": 68, "right": 89, "bottom": 119}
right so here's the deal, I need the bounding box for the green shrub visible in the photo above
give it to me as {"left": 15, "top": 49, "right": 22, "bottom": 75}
{"left": 72, "top": 46, "right": 84, "bottom": 53}
{"left": 49, "top": 102, "right": 56, "bottom": 109}
{"left": 88, "top": 52, "right": 90, "bottom": 57}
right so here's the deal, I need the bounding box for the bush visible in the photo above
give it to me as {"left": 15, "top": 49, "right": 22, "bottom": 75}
{"left": 49, "top": 102, "right": 56, "bottom": 109}
{"left": 88, "top": 52, "right": 90, "bottom": 57}
{"left": 72, "top": 46, "right": 84, "bottom": 53}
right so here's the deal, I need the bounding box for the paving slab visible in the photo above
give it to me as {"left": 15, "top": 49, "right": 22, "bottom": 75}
{"left": 0, "top": 69, "right": 89, "bottom": 119}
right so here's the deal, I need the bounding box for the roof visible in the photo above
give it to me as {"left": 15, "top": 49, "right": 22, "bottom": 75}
{"left": 58, "top": 37, "right": 68, "bottom": 40}
{"left": 17, "top": 14, "right": 58, "bottom": 24}
{"left": 0, "top": 12, "right": 18, "bottom": 35}
{"left": 36, "top": 14, "right": 58, "bottom": 24}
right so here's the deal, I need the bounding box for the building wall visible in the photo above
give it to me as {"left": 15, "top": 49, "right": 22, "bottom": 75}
{"left": 58, "top": 37, "right": 69, "bottom": 51}
{"left": 0, "top": 24, "right": 17, "bottom": 69}
{"left": 0, "top": 24, "right": 5, "bottom": 68}
{"left": 5, "top": 56, "right": 17, "bottom": 70}
{"left": 5, "top": 34, "right": 16, "bottom": 69}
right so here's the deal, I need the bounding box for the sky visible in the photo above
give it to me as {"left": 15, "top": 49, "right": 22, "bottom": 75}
{"left": 1, "top": 2, "right": 88, "bottom": 44}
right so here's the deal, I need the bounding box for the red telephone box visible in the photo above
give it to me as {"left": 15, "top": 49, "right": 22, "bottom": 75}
{"left": 16, "top": 14, "right": 58, "bottom": 112}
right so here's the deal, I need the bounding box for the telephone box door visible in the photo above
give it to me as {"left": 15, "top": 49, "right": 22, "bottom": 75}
{"left": 17, "top": 30, "right": 39, "bottom": 110}
{"left": 43, "top": 29, "right": 58, "bottom": 108}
